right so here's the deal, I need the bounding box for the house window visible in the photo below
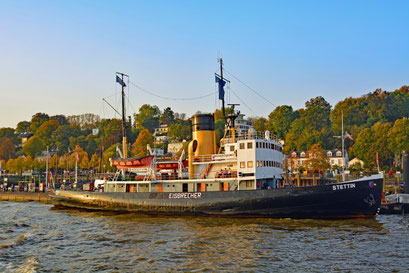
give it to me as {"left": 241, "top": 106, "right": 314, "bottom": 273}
{"left": 300, "top": 152, "right": 305, "bottom": 158}
{"left": 240, "top": 161, "right": 245, "bottom": 168}
{"left": 336, "top": 151, "right": 342, "bottom": 156}
{"left": 230, "top": 146, "right": 235, "bottom": 152}
{"left": 247, "top": 161, "right": 253, "bottom": 168}
{"left": 292, "top": 152, "right": 297, "bottom": 157}
{"left": 247, "top": 142, "right": 253, "bottom": 149}
{"left": 327, "top": 151, "right": 332, "bottom": 157}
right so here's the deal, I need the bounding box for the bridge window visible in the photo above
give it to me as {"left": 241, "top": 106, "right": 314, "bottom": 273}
{"left": 240, "top": 143, "right": 245, "bottom": 149}
{"left": 247, "top": 142, "right": 253, "bottom": 149}
{"left": 247, "top": 161, "right": 253, "bottom": 168}
{"left": 240, "top": 161, "right": 245, "bottom": 168}
{"left": 230, "top": 146, "right": 235, "bottom": 152}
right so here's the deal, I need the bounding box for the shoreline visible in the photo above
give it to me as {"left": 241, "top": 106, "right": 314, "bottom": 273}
{"left": 0, "top": 192, "right": 51, "bottom": 204}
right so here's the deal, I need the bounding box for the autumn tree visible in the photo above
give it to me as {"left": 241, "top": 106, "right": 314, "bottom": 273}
{"left": 0, "top": 138, "right": 16, "bottom": 160}
{"left": 30, "top": 113, "right": 49, "bottom": 133}
{"left": 304, "top": 144, "right": 330, "bottom": 173}
{"left": 132, "top": 129, "right": 153, "bottom": 157}
{"left": 388, "top": 118, "right": 409, "bottom": 155}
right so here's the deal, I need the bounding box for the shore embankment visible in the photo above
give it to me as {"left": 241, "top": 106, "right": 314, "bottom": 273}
{"left": 0, "top": 192, "right": 51, "bottom": 204}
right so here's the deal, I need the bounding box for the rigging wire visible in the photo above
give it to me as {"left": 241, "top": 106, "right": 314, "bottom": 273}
{"left": 223, "top": 68, "right": 276, "bottom": 108}
{"left": 128, "top": 80, "right": 216, "bottom": 101}
{"left": 228, "top": 86, "right": 257, "bottom": 116}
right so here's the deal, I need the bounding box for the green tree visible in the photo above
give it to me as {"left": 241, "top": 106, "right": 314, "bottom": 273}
{"left": 134, "top": 104, "right": 160, "bottom": 133}
{"left": 160, "top": 107, "right": 175, "bottom": 125}
{"left": 36, "top": 120, "right": 60, "bottom": 146}
{"left": 267, "top": 105, "right": 298, "bottom": 139}
{"left": 253, "top": 117, "right": 267, "bottom": 132}
{"left": 16, "top": 121, "right": 31, "bottom": 134}
{"left": 52, "top": 125, "right": 82, "bottom": 153}
{"left": 352, "top": 122, "right": 392, "bottom": 168}
{"left": 23, "top": 136, "right": 46, "bottom": 158}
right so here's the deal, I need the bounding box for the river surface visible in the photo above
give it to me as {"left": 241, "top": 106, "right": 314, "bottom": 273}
{"left": 0, "top": 202, "right": 408, "bottom": 273}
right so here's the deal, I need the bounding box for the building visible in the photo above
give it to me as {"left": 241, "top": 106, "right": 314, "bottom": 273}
{"left": 286, "top": 149, "right": 346, "bottom": 172}
{"left": 19, "top": 132, "right": 33, "bottom": 146}
{"left": 154, "top": 124, "right": 169, "bottom": 144}
{"left": 168, "top": 140, "right": 187, "bottom": 154}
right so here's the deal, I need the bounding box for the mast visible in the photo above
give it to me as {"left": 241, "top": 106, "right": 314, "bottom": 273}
{"left": 220, "top": 58, "right": 225, "bottom": 118}
{"left": 333, "top": 111, "right": 346, "bottom": 181}
{"left": 116, "top": 72, "right": 129, "bottom": 159}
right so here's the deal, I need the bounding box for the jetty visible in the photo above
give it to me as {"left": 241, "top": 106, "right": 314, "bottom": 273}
{"left": 0, "top": 192, "right": 51, "bottom": 204}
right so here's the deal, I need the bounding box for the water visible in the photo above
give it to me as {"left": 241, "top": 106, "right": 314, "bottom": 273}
{"left": 0, "top": 202, "right": 408, "bottom": 273}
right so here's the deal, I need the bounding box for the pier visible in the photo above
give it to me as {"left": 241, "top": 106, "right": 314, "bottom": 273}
{"left": 0, "top": 192, "right": 51, "bottom": 204}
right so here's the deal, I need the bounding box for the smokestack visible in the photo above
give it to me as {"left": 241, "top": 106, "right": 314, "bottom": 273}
{"left": 403, "top": 151, "right": 409, "bottom": 194}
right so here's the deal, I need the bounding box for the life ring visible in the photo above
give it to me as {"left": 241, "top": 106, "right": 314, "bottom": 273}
{"left": 199, "top": 172, "right": 205, "bottom": 179}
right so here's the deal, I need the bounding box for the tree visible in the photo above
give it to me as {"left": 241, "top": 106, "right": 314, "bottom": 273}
{"left": 36, "top": 120, "right": 60, "bottom": 146}
{"left": 134, "top": 104, "right": 160, "bottom": 133}
{"left": 16, "top": 121, "right": 31, "bottom": 134}
{"left": 388, "top": 118, "right": 409, "bottom": 154}
{"left": 352, "top": 122, "right": 392, "bottom": 169}
{"left": 253, "top": 117, "right": 267, "bottom": 132}
{"left": 0, "top": 138, "right": 15, "bottom": 160}
{"left": 52, "top": 125, "right": 82, "bottom": 153}
{"left": 30, "top": 113, "right": 49, "bottom": 133}
{"left": 103, "top": 143, "right": 120, "bottom": 172}
{"left": 267, "top": 105, "right": 298, "bottom": 139}
{"left": 132, "top": 129, "right": 153, "bottom": 157}
{"left": 23, "top": 136, "right": 45, "bottom": 158}
{"left": 50, "top": 115, "right": 69, "bottom": 126}
{"left": 160, "top": 107, "right": 175, "bottom": 125}
{"left": 67, "top": 113, "right": 101, "bottom": 129}
{"left": 304, "top": 144, "right": 330, "bottom": 173}
{"left": 89, "top": 153, "right": 101, "bottom": 170}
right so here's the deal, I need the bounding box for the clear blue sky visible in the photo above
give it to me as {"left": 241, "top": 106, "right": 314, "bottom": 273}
{"left": 1, "top": 0, "right": 408, "bottom": 128}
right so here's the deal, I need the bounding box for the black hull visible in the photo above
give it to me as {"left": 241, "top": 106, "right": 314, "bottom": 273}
{"left": 51, "top": 175, "right": 383, "bottom": 218}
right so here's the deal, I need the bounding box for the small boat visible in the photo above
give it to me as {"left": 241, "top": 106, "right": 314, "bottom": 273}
{"left": 379, "top": 194, "right": 409, "bottom": 214}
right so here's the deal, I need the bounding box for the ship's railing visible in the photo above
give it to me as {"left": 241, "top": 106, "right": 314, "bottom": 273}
{"left": 222, "top": 131, "right": 281, "bottom": 144}
{"left": 130, "top": 169, "right": 239, "bottom": 181}
{"left": 192, "top": 153, "right": 237, "bottom": 163}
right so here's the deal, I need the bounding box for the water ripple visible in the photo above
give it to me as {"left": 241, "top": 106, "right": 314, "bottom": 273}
{"left": 1, "top": 202, "right": 409, "bottom": 272}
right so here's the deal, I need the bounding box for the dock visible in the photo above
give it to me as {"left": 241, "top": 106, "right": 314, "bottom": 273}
{"left": 0, "top": 192, "right": 51, "bottom": 204}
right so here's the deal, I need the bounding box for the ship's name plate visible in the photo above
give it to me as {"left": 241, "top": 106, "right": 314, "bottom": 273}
{"left": 168, "top": 192, "right": 202, "bottom": 199}
{"left": 332, "top": 183, "right": 356, "bottom": 191}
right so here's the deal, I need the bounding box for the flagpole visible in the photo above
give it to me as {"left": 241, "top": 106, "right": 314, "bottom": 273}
{"left": 45, "top": 146, "right": 49, "bottom": 192}
{"left": 75, "top": 154, "right": 78, "bottom": 187}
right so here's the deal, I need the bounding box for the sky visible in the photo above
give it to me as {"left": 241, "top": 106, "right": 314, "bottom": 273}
{"left": 0, "top": 0, "right": 408, "bottom": 128}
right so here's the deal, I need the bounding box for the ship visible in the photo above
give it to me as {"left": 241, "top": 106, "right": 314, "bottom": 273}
{"left": 51, "top": 61, "right": 384, "bottom": 218}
